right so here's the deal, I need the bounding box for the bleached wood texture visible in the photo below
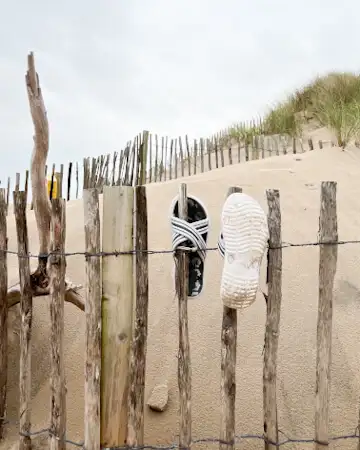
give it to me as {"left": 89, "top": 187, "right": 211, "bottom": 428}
{"left": 0, "top": 189, "right": 7, "bottom": 439}
{"left": 101, "top": 186, "right": 134, "bottom": 447}
{"left": 26, "top": 51, "right": 51, "bottom": 269}
{"left": 49, "top": 198, "right": 67, "bottom": 450}
{"left": 128, "top": 186, "right": 149, "bottom": 446}
{"left": 315, "top": 181, "right": 338, "bottom": 449}
{"left": 83, "top": 189, "right": 101, "bottom": 450}
{"left": 175, "top": 183, "right": 192, "bottom": 449}
{"left": 13, "top": 191, "right": 32, "bottom": 450}
{"left": 263, "top": 189, "right": 282, "bottom": 450}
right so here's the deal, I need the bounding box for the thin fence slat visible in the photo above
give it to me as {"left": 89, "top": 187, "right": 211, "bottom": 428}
{"left": 55, "top": 172, "right": 61, "bottom": 199}
{"left": 128, "top": 185, "right": 149, "bottom": 447}
{"left": 149, "top": 134, "right": 153, "bottom": 183}
{"left": 102, "top": 154, "right": 110, "bottom": 189}
{"left": 315, "top": 181, "right": 338, "bottom": 449}
{"left": 140, "top": 130, "right": 149, "bottom": 185}
{"left": 174, "top": 139, "right": 178, "bottom": 179}
{"left": 67, "top": 162, "right": 72, "bottom": 201}
{"left": 59, "top": 163, "right": 64, "bottom": 197}
{"left": 169, "top": 139, "right": 173, "bottom": 181}
{"left": 13, "top": 191, "right": 32, "bottom": 450}
{"left": 175, "top": 183, "right": 191, "bottom": 449}
{"left": 101, "top": 186, "right": 134, "bottom": 447}
{"left": 220, "top": 140, "right": 225, "bottom": 167}
{"left": 214, "top": 138, "right": 219, "bottom": 168}
{"left": 83, "top": 188, "right": 101, "bottom": 450}
{"left": 228, "top": 144, "right": 232, "bottom": 165}
{"left": 200, "top": 138, "right": 204, "bottom": 173}
{"left": 155, "top": 135, "right": 159, "bottom": 182}
{"left": 263, "top": 189, "right": 282, "bottom": 450}
{"left": 207, "top": 139, "right": 212, "bottom": 171}
{"left": 179, "top": 137, "right": 185, "bottom": 177}
{"left": 124, "top": 144, "right": 131, "bottom": 185}
{"left": 76, "top": 162, "right": 79, "bottom": 199}
{"left": 245, "top": 143, "right": 249, "bottom": 162}
{"left": 50, "top": 163, "right": 56, "bottom": 200}
{"left": 260, "top": 136, "right": 265, "bottom": 159}
{"left": 111, "top": 152, "right": 117, "bottom": 186}
{"left": 220, "top": 186, "right": 242, "bottom": 450}
{"left": 0, "top": 189, "right": 7, "bottom": 439}
{"left": 49, "top": 198, "right": 66, "bottom": 450}
{"left": 193, "top": 139, "right": 197, "bottom": 175}
{"left": 129, "top": 140, "right": 137, "bottom": 187}
{"left": 118, "top": 149, "right": 125, "bottom": 186}
{"left": 185, "top": 135, "right": 191, "bottom": 176}
{"left": 15, "top": 173, "right": 20, "bottom": 191}
{"left": 90, "top": 158, "right": 97, "bottom": 189}
{"left": 164, "top": 136, "right": 168, "bottom": 182}
{"left": 6, "top": 177, "right": 10, "bottom": 215}
{"left": 24, "top": 170, "right": 29, "bottom": 203}
{"left": 160, "top": 136, "right": 164, "bottom": 182}
{"left": 238, "top": 139, "right": 241, "bottom": 163}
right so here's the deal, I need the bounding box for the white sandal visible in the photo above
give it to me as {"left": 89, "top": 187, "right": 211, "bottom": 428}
{"left": 218, "top": 192, "right": 268, "bottom": 309}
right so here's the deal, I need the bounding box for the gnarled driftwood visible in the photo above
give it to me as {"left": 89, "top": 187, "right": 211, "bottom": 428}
{"left": 7, "top": 52, "right": 84, "bottom": 312}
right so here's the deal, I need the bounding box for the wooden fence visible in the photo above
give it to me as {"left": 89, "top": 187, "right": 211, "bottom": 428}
{"left": 2, "top": 133, "right": 333, "bottom": 212}
{"left": 0, "top": 180, "right": 342, "bottom": 449}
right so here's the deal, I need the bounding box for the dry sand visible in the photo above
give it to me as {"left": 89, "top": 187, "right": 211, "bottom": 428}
{"left": 2, "top": 144, "right": 360, "bottom": 449}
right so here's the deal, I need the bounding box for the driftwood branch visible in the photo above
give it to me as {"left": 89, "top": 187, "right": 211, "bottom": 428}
{"left": 11, "top": 52, "right": 84, "bottom": 312}
{"left": 7, "top": 281, "right": 84, "bottom": 311}
{"left": 26, "top": 51, "right": 51, "bottom": 279}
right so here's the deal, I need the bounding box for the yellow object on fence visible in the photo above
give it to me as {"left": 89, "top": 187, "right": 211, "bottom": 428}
{"left": 46, "top": 176, "right": 57, "bottom": 199}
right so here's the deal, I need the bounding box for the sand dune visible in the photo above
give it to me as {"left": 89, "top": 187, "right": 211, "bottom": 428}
{"left": 2, "top": 143, "right": 360, "bottom": 449}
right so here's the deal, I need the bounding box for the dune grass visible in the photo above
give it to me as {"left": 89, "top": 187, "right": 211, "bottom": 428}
{"left": 226, "top": 72, "right": 360, "bottom": 149}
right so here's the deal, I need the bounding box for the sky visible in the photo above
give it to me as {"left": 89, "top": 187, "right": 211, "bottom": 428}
{"left": 0, "top": 0, "right": 359, "bottom": 191}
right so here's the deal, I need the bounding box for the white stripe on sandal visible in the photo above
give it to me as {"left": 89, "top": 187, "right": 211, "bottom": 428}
{"left": 219, "top": 192, "right": 268, "bottom": 309}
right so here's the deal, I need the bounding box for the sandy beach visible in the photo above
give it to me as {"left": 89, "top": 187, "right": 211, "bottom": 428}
{"left": 2, "top": 143, "right": 360, "bottom": 449}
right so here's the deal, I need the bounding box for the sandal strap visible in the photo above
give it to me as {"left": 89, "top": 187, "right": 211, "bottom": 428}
{"left": 171, "top": 216, "right": 209, "bottom": 263}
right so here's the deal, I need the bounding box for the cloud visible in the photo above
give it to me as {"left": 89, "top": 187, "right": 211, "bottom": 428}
{"left": 0, "top": 0, "right": 359, "bottom": 185}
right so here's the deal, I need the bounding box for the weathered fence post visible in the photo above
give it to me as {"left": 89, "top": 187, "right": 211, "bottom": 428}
{"left": 315, "top": 181, "right": 338, "bottom": 449}
{"left": 67, "top": 162, "right": 72, "bottom": 201}
{"left": 128, "top": 185, "right": 149, "bottom": 447}
{"left": 83, "top": 189, "right": 101, "bottom": 450}
{"left": 220, "top": 186, "right": 242, "bottom": 450}
{"left": 15, "top": 173, "right": 20, "bottom": 192}
{"left": 101, "top": 186, "right": 134, "bottom": 447}
{"left": 76, "top": 162, "right": 79, "bottom": 199}
{"left": 175, "top": 183, "right": 192, "bottom": 449}
{"left": 49, "top": 198, "right": 67, "bottom": 450}
{"left": 149, "top": 134, "right": 153, "bottom": 183}
{"left": 6, "top": 177, "right": 10, "bottom": 215}
{"left": 263, "top": 189, "right": 282, "bottom": 449}
{"left": 13, "top": 191, "right": 32, "bottom": 450}
{"left": 0, "top": 189, "right": 7, "bottom": 439}
{"left": 59, "top": 164, "right": 64, "bottom": 197}
{"left": 24, "top": 170, "right": 29, "bottom": 202}
{"left": 55, "top": 172, "right": 61, "bottom": 199}
{"left": 139, "top": 131, "right": 149, "bottom": 184}
{"left": 154, "top": 135, "right": 159, "bottom": 182}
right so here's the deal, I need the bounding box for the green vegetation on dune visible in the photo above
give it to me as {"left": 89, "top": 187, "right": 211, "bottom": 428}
{"left": 227, "top": 72, "right": 360, "bottom": 149}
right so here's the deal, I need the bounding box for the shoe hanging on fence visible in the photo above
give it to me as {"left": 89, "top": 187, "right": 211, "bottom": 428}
{"left": 218, "top": 192, "right": 268, "bottom": 309}
{"left": 170, "top": 194, "right": 210, "bottom": 297}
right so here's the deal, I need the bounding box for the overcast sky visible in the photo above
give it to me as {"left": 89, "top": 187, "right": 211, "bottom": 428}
{"left": 0, "top": 0, "right": 359, "bottom": 189}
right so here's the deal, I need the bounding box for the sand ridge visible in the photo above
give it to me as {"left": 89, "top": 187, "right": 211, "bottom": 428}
{"left": 2, "top": 144, "right": 360, "bottom": 449}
